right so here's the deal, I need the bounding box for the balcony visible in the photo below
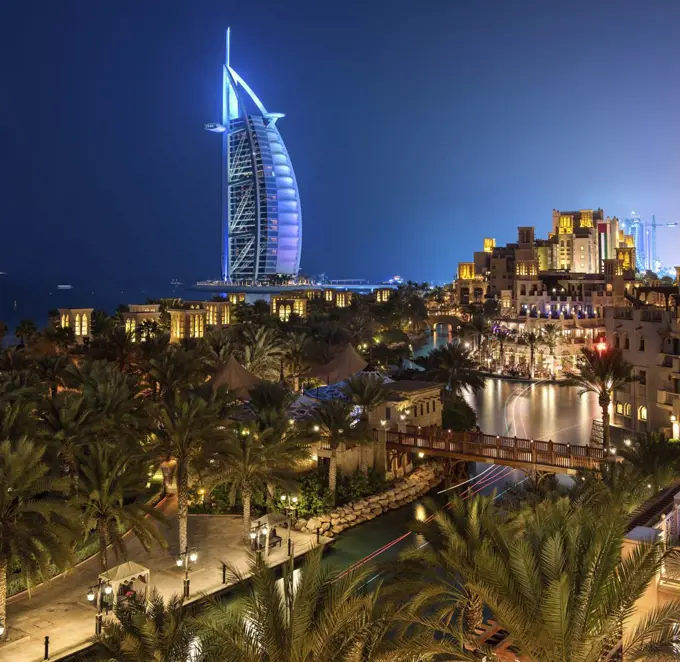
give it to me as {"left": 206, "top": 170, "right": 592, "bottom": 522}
{"left": 657, "top": 390, "right": 680, "bottom": 409}
{"left": 658, "top": 353, "right": 679, "bottom": 369}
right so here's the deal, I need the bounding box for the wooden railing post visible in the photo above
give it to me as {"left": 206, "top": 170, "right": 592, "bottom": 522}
{"left": 566, "top": 443, "right": 571, "bottom": 468}
{"left": 495, "top": 434, "right": 500, "bottom": 459}
{"left": 549, "top": 440, "right": 555, "bottom": 466}
{"left": 528, "top": 438, "right": 536, "bottom": 464}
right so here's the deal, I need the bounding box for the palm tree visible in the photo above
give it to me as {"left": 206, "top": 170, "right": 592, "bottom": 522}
{"left": 73, "top": 445, "right": 167, "bottom": 572}
{"left": 156, "top": 389, "right": 229, "bottom": 552}
{"left": 247, "top": 381, "right": 296, "bottom": 432}
{"left": 619, "top": 431, "right": 680, "bottom": 493}
{"left": 198, "top": 548, "right": 400, "bottom": 661}
{"left": 563, "top": 346, "right": 637, "bottom": 450}
{"left": 203, "top": 326, "right": 235, "bottom": 369}
{"left": 89, "top": 325, "right": 137, "bottom": 372}
{"left": 36, "top": 391, "right": 94, "bottom": 479}
{"left": 146, "top": 347, "right": 203, "bottom": 404}
{"left": 541, "top": 323, "right": 561, "bottom": 372}
{"left": 309, "top": 400, "right": 365, "bottom": 504}
{"left": 342, "top": 373, "right": 390, "bottom": 425}
{"left": 412, "top": 497, "right": 680, "bottom": 661}
{"left": 522, "top": 330, "right": 540, "bottom": 379}
{"left": 240, "top": 326, "right": 284, "bottom": 380}
{"left": 282, "top": 330, "right": 310, "bottom": 390}
{"left": 394, "top": 493, "right": 516, "bottom": 634}
{"left": 464, "top": 312, "right": 490, "bottom": 358}
{"left": 0, "top": 439, "right": 75, "bottom": 635}
{"left": 31, "top": 353, "right": 70, "bottom": 398}
{"left": 93, "top": 589, "right": 204, "bottom": 661}
{"left": 492, "top": 325, "right": 510, "bottom": 369}
{"left": 420, "top": 340, "right": 485, "bottom": 397}
{"left": 0, "top": 321, "right": 7, "bottom": 347}
{"left": 14, "top": 319, "right": 37, "bottom": 346}
{"left": 212, "top": 424, "right": 305, "bottom": 538}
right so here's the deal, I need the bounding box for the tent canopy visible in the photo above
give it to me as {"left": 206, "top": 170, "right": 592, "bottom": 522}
{"left": 211, "top": 355, "right": 262, "bottom": 400}
{"left": 306, "top": 344, "right": 367, "bottom": 385}
{"left": 99, "top": 561, "right": 149, "bottom": 585}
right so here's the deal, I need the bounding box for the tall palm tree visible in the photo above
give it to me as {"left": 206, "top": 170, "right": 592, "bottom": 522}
{"left": 342, "top": 373, "right": 391, "bottom": 424}
{"left": 0, "top": 439, "right": 75, "bottom": 635}
{"left": 563, "top": 346, "right": 637, "bottom": 450}
{"left": 619, "top": 431, "right": 680, "bottom": 493}
{"left": 156, "top": 389, "right": 229, "bottom": 552}
{"left": 464, "top": 312, "right": 490, "bottom": 358}
{"left": 492, "top": 325, "right": 510, "bottom": 369}
{"left": 93, "top": 589, "right": 204, "bottom": 661}
{"left": 203, "top": 326, "right": 235, "bottom": 369}
{"left": 247, "top": 381, "right": 296, "bottom": 432}
{"left": 198, "top": 548, "right": 401, "bottom": 661}
{"left": 0, "top": 373, "right": 41, "bottom": 441}
{"left": 522, "top": 330, "right": 540, "bottom": 379}
{"left": 411, "top": 497, "right": 680, "bottom": 661}
{"left": 541, "top": 323, "right": 561, "bottom": 372}
{"left": 240, "top": 326, "right": 284, "bottom": 381}
{"left": 73, "top": 445, "right": 167, "bottom": 572}
{"left": 212, "top": 424, "right": 305, "bottom": 538}
{"left": 309, "top": 400, "right": 365, "bottom": 504}
{"left": 420, "top": 341, "right": 485, "bottom": 397}
{"left": 14, "top": 319, "right": 37, "bottom": 346}
{"left": 282, "top": 330, "right": 310, "bottom": 390}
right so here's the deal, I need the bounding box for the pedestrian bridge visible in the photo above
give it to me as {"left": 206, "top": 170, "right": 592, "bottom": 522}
{"left": 377, "top": 427, "right": 612, "bottom": 474}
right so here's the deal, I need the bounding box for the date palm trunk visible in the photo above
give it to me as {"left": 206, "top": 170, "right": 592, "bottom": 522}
{"left": 600, "top": 392, "right": 611, "bottom": 450}
{"left": 98, "top": 527, "right": 109, "bottom": 573}
{"left": 242, "top": 488, "right": 252, "bottom": 541}
{"left": 463, "top": 589, "right": 484, "bottom": 633}
{"left": 328, "top": 451, "right": 338, "bottom": 506}
{"left": 177, "top": 462, "right": 189, "bottom": 554}
{"left": 0, "top": 559, "right": 7, "bottom": 639}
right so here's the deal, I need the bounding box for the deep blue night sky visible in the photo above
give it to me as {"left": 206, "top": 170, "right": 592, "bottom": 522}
{"left": 1, "top": 0, "right": 679, "bottom": 315}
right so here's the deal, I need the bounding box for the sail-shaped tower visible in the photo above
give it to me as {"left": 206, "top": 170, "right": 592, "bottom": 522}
{"left": 205, "top": 29, "right": 302, "bottom": 281}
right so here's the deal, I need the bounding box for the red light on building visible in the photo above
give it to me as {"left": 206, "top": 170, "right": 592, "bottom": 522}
{"left": 596, "top": 341, "right": 608, "bottom": 353}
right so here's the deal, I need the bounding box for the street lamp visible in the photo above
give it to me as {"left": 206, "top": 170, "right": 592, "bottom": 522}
{"left": 86, "top": 579, "right": 112, "bottom": 634}
{"left": 177, "top": 547, "right": 199, "bottom": 598}
{"left": 281, "top": 494, "right": 299, "bottom": 556}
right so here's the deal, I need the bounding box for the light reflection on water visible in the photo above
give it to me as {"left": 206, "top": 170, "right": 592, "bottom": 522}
{"left": 416, "top": 332, "right": 598, "bottom": 446}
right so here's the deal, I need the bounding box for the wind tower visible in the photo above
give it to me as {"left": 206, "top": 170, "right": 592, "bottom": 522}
{"left": 205, "top": 29, "right": 302, "bottom": 282}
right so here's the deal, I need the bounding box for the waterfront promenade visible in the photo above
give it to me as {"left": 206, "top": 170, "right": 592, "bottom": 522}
{"left": 0, "top": 498, "right": 320, "bottom": 662}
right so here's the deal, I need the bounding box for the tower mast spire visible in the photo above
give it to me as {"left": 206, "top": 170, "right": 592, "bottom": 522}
{"left": 226, "top": 27, "right": 231, "bottom": 68}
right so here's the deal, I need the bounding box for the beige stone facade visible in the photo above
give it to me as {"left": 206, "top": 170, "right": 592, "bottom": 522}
{"left": 57, "top": 308, "right": 93, "bottom": 344}
{"left": 606, "top": 306, "right": 680, "bottom": 436}
{"left": 122, "top": 304, "right": 161, "bottom": 342}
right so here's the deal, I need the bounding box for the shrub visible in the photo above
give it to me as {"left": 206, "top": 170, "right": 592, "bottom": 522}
{"left": 442, "top": 394, "right": 477, "bottom": 431}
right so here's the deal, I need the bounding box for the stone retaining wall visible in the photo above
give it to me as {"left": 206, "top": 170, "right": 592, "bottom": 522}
{"left": 293, "top": 463, "right": 442, "bottom": 538}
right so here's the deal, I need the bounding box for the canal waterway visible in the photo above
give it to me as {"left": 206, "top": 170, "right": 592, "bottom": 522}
{"left": 323, "top": 331, "right": 599, "bottom": 574}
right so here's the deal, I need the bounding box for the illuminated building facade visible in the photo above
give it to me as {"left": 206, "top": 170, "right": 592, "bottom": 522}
{"left": 205, "top": 29, "right": 302, "bottom": 282}
{"left": 271, "top": 293, "right": 308, "bottom": 321}
{"left": 57, "top": 308, "right": 93, "bottom": 344}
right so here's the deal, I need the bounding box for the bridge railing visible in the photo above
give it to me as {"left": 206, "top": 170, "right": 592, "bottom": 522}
{"left": 376, "top": 427, "right": 605, "bottom": 470}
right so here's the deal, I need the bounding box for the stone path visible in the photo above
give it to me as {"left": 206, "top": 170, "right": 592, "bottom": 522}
{"left": 0, "top": 498, "right": 321, "bottom": 662}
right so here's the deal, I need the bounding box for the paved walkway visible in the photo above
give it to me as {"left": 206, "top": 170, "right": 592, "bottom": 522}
{"left": 0, "top": 498, "right": 321, "bottom": 662}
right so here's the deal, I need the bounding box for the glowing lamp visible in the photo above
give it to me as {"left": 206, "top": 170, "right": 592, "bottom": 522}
{"left": 418, "top": 452, "right": 424, "bottom": 458}
{"left": 176, "top": 558, "right": 184, "bottom": 567}
{"left": 596, "top": 341, "right": 607, "bottom": 353}
{"left": 189, "top": 551, "right": 198, "bottom": 563}
{"left": 87, "top": 589, "right": 95, "bottom": 602}
{"left": 280, "top": 494, "right": 287, "bottom": 502}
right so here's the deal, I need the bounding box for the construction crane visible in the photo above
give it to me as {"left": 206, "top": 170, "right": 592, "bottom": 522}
{"left": 651, "top": 214, "right": 679, "bottom": 272}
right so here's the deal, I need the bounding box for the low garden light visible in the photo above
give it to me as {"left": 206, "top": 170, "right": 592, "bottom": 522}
{"left": 313, "top": 425, "right": 320, "bottom": 432}
{"left": 0, "top": 622, "right": 5, "bottom": 636}
{"left": 624, "top": 438, "right": 632, "bottom": 446}
{"left": 418, "top": 452, "right": 424, "bottom": 458}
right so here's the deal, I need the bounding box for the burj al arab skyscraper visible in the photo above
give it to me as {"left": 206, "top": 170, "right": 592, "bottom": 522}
{"left": 205, "top": 29, "right": 302, "bottom": 282}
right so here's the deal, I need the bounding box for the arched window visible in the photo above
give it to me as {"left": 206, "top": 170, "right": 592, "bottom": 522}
{"left": 278, "top": 305, "right": 292, "bottom": 322}
{"left": 74, "top": 314, "right": 81, "bottom": 336}
{"left": 614, "top": 333, "right": 620, "bottom": 349}
{"left": 615, "top": 402, "right": 624, "bottom": 415}
{"left": 638, "top": 406, "right": 647, "bottom": 422}
{"left": 638, "top": 335, "right": 645, "bottom": 351}
{"left": 81, "top": 313, "right": 88, "bottom": 336}
{"left": 623, "top": 334, "right": 630, "bottom": 350}
{"left": 624, "top": 403, "right": 632, "bottom": 416}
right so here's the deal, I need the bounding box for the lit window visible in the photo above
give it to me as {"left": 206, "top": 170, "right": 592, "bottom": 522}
{"left": 625, "top": 403, "right": 632, "bottom": 416}
{"left": 638, "top": 406, "right": 647, "bottom": 421}
{"left": 615, "top": 402, "right": 624, "bottom": 414}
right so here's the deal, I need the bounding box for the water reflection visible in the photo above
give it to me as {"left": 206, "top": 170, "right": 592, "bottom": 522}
{"left": 416, "top": 333, "right": 598, "bottom": 446}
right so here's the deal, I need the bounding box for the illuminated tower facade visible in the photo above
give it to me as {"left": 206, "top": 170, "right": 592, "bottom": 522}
{"left": 205, "top": 29, "right": 302, "bottom": 281}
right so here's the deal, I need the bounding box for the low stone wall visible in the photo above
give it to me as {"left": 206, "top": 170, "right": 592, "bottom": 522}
{"left": 293, "top": 463, "right": 442, "bottom": 538}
